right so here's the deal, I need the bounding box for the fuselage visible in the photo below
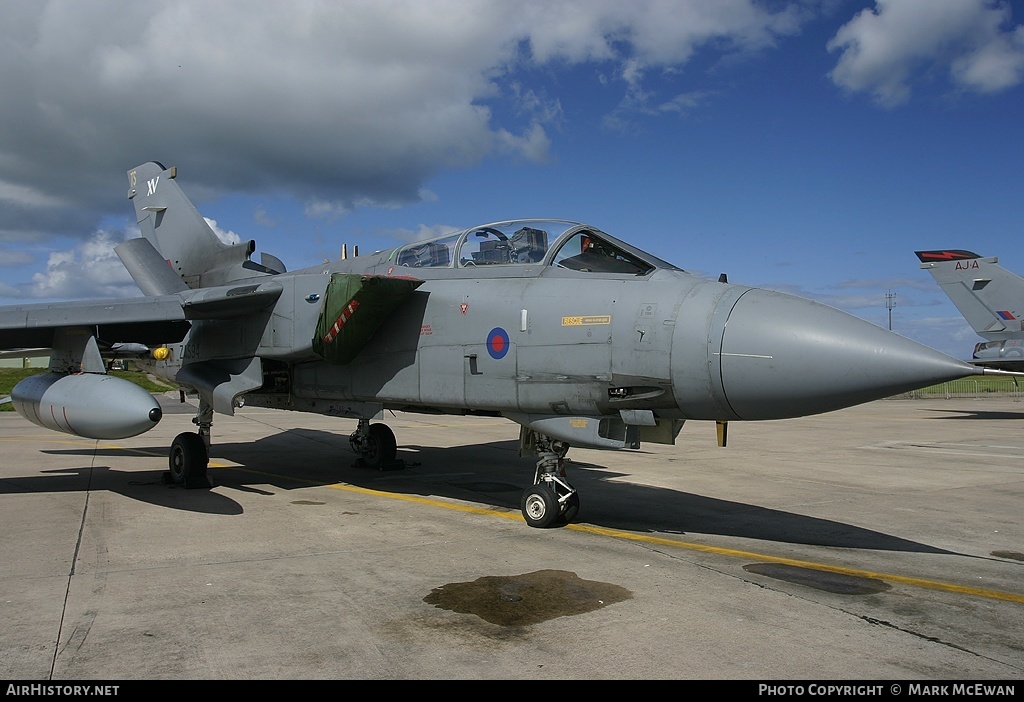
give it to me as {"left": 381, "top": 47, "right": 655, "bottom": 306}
{"left": 139, "top": 219, "right": 977, "bottom": 440}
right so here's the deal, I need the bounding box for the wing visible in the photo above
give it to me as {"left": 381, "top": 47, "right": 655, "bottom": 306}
{"left": 0, "top": 275, "right": 303, "bottom": 353}
{"left": 0, "top": 296, "right": 190, "bottom": 350}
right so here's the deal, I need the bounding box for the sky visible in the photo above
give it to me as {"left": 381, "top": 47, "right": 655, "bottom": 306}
{"left": 1, "top": 0, "right": 1023, "bottom": 359}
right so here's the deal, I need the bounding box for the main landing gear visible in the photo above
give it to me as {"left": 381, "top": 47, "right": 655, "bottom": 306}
{"left": 349, "top": 418, "right": 402, "bottom": 470}
{"left": 159, "top": 400, "right": 583, "bottom": 527}
{"left": 519, "top": 430, "right": 580, "bottom": 528}
{"left": 164, "top": 398, "right": 212, "bottom": 489}
{"left": 349, "top": 420, "right": 579, "bottom": 527}
{"left": 346, "top": 419, "right": 581, "bottom": 527}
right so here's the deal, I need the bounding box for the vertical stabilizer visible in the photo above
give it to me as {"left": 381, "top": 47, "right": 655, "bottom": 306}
{"left": 916, "top": 250, "right": 1024, "bottom": 339}
{"left": 127, "top": 162, "right": 279, "bottom": 289}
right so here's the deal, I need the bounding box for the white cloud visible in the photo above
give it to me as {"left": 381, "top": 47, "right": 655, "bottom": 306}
{"left": 0, "top": 0, "right": 812, "bottom": 245}
{"left": 204, "top": 217, "right": 241, "bottom": 245}
{"left": 827, "top": 0, "right": 1024, "bottom": 106}
{"left": 951, "top": 24, "right": 1024, "bottom": 92}
{"left": 0, "top": 179, "right": 68, "bottom": 209}
{"left": 495, "top": 123, "right": 552, "bottom": 163}
{"left": 523, "top": 0, "right": 804, "bottom": 66}
{"left": 23, "top": 228, "right": 138, "bottom": 299}
{"left": 657, "top": 90, "right": 714, "bottom": 115}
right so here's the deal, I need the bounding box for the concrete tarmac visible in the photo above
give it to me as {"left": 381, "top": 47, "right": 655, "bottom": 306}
{"left": 1, "top": 393, "right": 1023, "bottom": 680}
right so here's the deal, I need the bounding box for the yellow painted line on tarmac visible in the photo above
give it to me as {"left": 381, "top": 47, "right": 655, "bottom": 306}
{"left": 43, "top": 437, "right": 1024, "bottom": 605}
{"left": 0, "top": 437, "right": 96, "bottom": 445}
{"left": 7, "top": 434, "right": 1023, "bottom": 605}
{"left": 566, "top": 523, "right": 1024, "bottom": 604}
{"left": 323, "top": 481, "right": 516, "bottom": 519}
{"left": 316, "top": 481, "right": 1024, "bottom": 605}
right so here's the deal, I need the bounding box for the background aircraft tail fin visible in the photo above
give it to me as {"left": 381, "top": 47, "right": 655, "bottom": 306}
{"left": 127, "top": 162, "right": 284, "bottom": 289}
{"left": 917, "top": 249, "right": 1024, "bottom": 339}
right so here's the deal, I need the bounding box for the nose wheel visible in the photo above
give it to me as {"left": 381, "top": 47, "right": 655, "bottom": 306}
{"left": 522, "top": 485, "right": 558, "bottom": 527}
{"left": 519, "top": 429, "right": 579, "bottom": 528}
{"left": 521, "top": 483, "right": 580, "bottom": 528}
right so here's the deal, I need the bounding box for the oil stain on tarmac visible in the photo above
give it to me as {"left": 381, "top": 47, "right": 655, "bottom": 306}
{"left": 744, "top": 563, "right": 891, "bottom": 595}
{"left": 992, "top": 550, "right": 1024, "bottom": 562}
{"left": 424, "top": 569, "right": 633, "bottom": 626}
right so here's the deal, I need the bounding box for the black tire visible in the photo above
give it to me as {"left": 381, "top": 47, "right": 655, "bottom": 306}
{"left": 521, "top": 485, "right": 559, "bottom": 528}
{"left": 168, "top": 432, "right": 208, "bottom": 488}
{"left": 558, "top": 492, "right": 581, "bottom": 525}
{"left": 363, "top": 423, "right": 397, "bottom": 470}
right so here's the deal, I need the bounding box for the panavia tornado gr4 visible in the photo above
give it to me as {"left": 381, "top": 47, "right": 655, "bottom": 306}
{"left": 0, "top": 162, "right": 1004, "bottom": 527}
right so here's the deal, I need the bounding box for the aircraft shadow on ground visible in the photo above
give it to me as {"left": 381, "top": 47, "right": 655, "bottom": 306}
{"left": 927, "top": 408, "right": 1024, "bottom": 420}
{"left": 22, "top": 427, "right": 953, "bottom": 555}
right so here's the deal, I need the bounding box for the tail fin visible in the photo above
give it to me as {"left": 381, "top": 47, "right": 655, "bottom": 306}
{"left": 125, "top": 162, "right": 285, "bottom": 289}
{"left": 916, "top": 250, "right": 1024, "bottom": 339}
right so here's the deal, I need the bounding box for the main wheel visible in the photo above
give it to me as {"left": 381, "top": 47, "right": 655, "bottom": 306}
{"left": 168, "top": 432, "right": 208, "bottom": 488}
{"left": 521, "top": 485, "right": 559, "bottom": 528}
{"left": 363, "top": 423, "right": 397, "bottom": 470}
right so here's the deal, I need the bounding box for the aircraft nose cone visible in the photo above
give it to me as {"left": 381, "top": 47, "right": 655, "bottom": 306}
{"left": 718, "top": 288, "right": 977, "bottom": 420}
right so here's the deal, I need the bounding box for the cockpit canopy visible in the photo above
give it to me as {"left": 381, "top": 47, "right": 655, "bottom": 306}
{"left": 391, "top": 219, "right": 677, "bottom": 276}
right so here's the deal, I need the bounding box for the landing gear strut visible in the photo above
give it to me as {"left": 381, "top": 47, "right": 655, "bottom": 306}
{"left": 165, "top": 398, "right": 211, "bottom": 488}
{"left": 519, "top": 430, "right": 579, "bottom": 528}
{"left": 350, "top": 418, "right": 401, "bottom": 470}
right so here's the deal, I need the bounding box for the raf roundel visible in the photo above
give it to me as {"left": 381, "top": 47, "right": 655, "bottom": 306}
{"left": 486, "top": 327, "right": 510, "bottom": 359}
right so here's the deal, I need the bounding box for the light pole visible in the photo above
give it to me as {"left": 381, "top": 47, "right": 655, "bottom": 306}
{"left": 886, "top": 290, "right": 896, "bottom": 331}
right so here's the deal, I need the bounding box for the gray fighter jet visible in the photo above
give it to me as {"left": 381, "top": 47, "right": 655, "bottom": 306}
{"left": 0, "top": 163, "right": 1002, "bottom": 527}
{"left": 916, "top": 250, "right": 1024, "bottom": 371}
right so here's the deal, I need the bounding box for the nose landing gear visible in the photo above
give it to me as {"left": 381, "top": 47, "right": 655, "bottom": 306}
{"left": 520, "top": 429, "right": 579, "bottom": 528}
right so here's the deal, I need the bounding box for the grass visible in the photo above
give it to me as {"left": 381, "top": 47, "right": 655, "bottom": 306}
{"left": 909, "top": 376, "right": 1021, "bottom": 395}
{"left": 0, "top": 367, "right": 177, "bottom": 411}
